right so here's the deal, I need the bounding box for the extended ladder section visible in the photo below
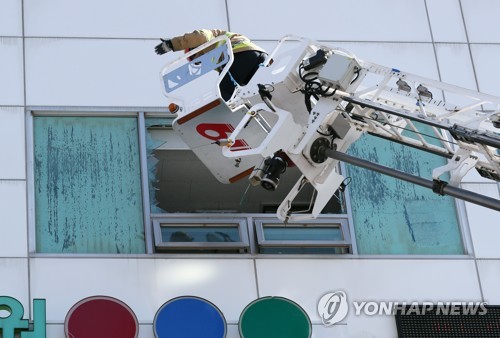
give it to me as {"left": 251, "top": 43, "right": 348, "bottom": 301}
{"left": 340, "top": 59, "right": 500, "bottom": 186}
{"left": 161, "top": 35, "right": 500, "bottom": 221}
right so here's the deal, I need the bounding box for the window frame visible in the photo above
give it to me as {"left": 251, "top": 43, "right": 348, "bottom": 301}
{"left": 26, "top": 108, "right": 169, "bottom": 255}
{"left": 25, "top": 107, "right": 472, "bottom": 257}
{"left": 254, "top": 217, "right": 352, "bottom": 253}
{"left": 152, "top": 216, "right": 250, "bottom": 253}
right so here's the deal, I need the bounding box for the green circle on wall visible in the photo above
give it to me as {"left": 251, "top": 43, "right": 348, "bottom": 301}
{"left": 239, "top": 297, "right": 312, "bottom": 338}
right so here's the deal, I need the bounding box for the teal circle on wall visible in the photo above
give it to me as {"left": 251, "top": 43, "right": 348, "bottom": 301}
{"left": 239, "top": 296, "right": 312, "bottom": 338}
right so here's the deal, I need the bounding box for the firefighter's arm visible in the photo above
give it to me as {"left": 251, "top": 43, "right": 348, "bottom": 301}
{"left": 170, "top": 29, "right": 217, "bottom": 51}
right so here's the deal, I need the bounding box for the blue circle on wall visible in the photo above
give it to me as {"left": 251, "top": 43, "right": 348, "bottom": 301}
{"left": 153, "top": 296, "right": 227, "bottom": 338}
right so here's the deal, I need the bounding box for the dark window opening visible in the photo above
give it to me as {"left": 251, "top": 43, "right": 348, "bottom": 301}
{"left": 151, "top": 149, "right": 346, "bottom": 214}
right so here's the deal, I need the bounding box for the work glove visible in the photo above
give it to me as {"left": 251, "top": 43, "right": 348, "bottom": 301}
{"left": 154, "top": 38, "right": 173, "bottom": 55}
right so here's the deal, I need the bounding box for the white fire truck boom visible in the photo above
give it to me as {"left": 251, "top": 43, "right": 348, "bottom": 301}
{"left": 160, "top": 35, "right": 500, "bottom": 221}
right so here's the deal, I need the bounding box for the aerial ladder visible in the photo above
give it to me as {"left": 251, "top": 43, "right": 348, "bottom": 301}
{"left": 160, "top": 35, "right": 500, "bottom": 221}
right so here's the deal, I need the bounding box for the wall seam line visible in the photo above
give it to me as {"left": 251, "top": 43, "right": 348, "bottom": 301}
{"left": 20, "top": 0, "right": 33, "bottom": 315}
{"left": 457, "top": 0, "right": 486, "bottom": 303}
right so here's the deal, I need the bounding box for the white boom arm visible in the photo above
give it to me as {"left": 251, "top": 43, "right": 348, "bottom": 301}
{"left": 160, "top": 35, "right": 500, "bottom": 221}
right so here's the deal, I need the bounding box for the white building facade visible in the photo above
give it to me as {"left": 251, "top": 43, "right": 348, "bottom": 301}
{"left": 1, "top": 0, "right": 500, "bottom": 337}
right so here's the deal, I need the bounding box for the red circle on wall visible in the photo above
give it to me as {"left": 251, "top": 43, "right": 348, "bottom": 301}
{"left": 64, "top": 296, "right": 139, "bottom": 338}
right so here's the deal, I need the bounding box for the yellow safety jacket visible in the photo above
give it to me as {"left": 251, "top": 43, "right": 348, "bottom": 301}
{"left": 169, "top": 29, "right": 266, "bottom": 58}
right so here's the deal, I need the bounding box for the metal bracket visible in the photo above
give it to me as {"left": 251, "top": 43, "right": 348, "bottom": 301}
{"left": 432, "top": 148, "right": 478, "bottom": 186}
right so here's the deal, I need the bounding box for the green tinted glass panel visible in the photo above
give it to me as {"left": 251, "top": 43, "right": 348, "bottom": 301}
{"left": 161, "top": 226, "right": 240, "bottom": 242}
{"left": 145, "top": 117, "right": 173, "bottom": 214}
{"left": 239, "top": 297, "right": 311, "bottom": 338}
{"left": 260, "top": 247, "right": 348, "bottom": 254}
{"left": 263, "top": 226, "right": 343, "bottom": 241}
{"left": 346, "top": 133, "right": 463, "bottom": 254}
{"left": 34, "top": 116, "right": 145, "bottom": 253}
